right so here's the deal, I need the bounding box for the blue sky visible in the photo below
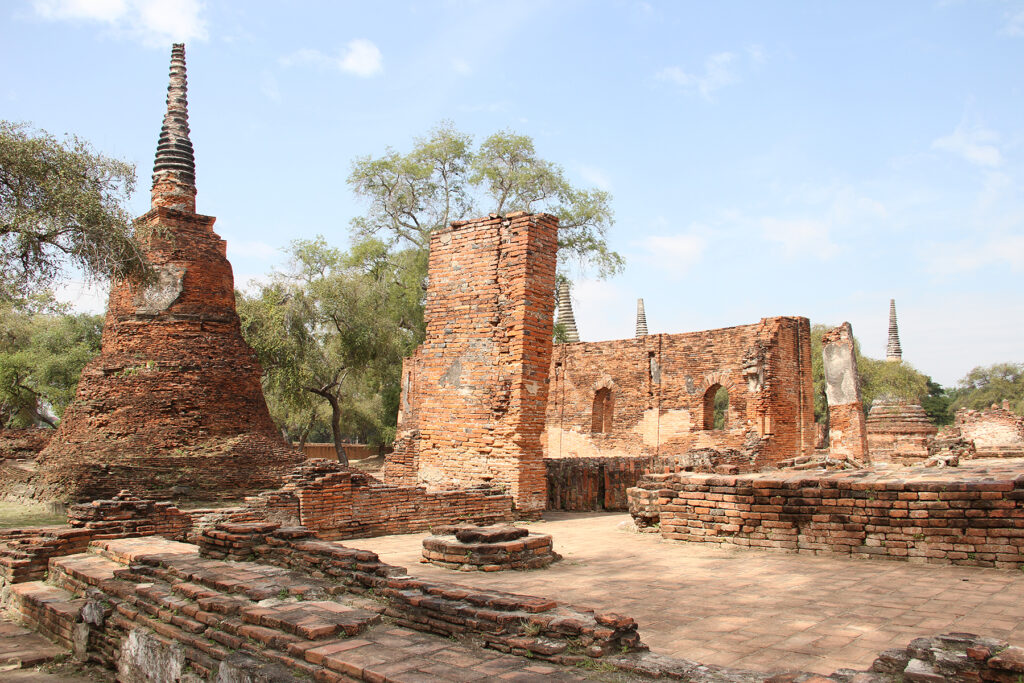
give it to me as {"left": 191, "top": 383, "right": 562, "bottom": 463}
{"left": 2, "top": 0, "right": 1022, "bottom": 387}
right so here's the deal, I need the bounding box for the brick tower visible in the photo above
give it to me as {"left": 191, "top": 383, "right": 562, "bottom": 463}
{"left": 33, "top": 44, "right": 303, "bottom": 503}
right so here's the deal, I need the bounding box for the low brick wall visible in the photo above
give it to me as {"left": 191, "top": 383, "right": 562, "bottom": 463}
{"left": 629, "top": 461, "right": 1024, "bottom": 568}
{"left": 546, "top": 450, "right": 759, "bottom": 511}
{"left": 239, "top": 460, "right": 514, "bottom": 539}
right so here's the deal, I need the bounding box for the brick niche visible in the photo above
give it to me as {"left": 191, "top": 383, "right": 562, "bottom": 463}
{"left": 386, "top": 212, "right": 558, "bottom": 517}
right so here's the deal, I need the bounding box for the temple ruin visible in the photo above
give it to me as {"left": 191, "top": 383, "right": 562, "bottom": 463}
{"left": 31, "top": 45, "right": 303, "bottom": 503}
{"left": 821, "top": 322, "right": 869, "bottom": 462}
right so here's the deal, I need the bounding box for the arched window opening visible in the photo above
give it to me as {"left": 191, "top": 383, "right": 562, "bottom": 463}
{"left": 592, "top": 387, "right": 614, "bottom": 433}
{"left": 702, "top": 384, "right": 729, "bottom": 430}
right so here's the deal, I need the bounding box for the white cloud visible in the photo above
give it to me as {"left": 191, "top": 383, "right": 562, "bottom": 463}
{"left": 923, "top": 233, "right": 1024, "bottom": 273}
{"left": 451, "top": 58, "right": 472, "bottom": 75}
{"left": 635, "top": 228, "right": 707, "bottom": 279}
{"left": 227, "top": 239, "right": 278, "bottom": 261}
{"left": 570, "top": 278, "right": 632, "bottom": 342}
{"left": 281, "top": 39, "right": 383, "bottom": 78}
{"left": 1003, "top": 8, "right": 1024, "bottom": 36}
{"left": 932, "top": 122, "right": 1002, "bottom": 167}
{"left": 53, "top": 279, "right": 109, "bottom": 315}
{"left": 760, "top": 217, "right": 839, "bottom": 259}
{"left": 578, "top": 164, "right": 612, "bottom": 191}
{"left": 32, "top": 0, "right": 207, "bottom": 46}
{"left": 656, "top": 52, "right": 737, "bottom": 100}
{"left": 259, "top": 70, "right": 280, "bottom": 102}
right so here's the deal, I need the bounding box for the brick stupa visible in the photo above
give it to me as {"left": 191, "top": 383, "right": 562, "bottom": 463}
{"left": 33, "top": 44, "right": 303, "bottom": 503}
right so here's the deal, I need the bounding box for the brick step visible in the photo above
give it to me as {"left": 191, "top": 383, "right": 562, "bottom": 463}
{"left": 6, "top": 581, "right": 84, "bottom": 651}
{"left": 0, "top": 616, "right": 70, "bottom": 669}
{"left": 44, "top": 539, "right": 386, "bottom": 680}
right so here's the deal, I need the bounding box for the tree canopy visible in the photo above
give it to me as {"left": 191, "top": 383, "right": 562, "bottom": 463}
{"left": 0, "top": 121, "right": 148, "bottom": 297}
{"left": 238, "top": 238, "right": 421, "bottom": 462}
{"left": 348, "top": 122, "right": 624, "bottom": 278}
{"left": 809, "top": 323, "right": 951, "bottom": 425}
{"left": 948, "top": 362, "right": 1024, "bottom": 415}
{"left": 0, "top": 293, "right": 102, "bottom": 428}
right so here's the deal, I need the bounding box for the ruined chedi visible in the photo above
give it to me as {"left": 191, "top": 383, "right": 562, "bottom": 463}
{"left": 556, "top": 280, "right": 580, "bottom": 343}
{"left": 635, "top": 298, "right": 648, "bottom": 338}
{"left": 867, "top": 299, "right": 937, "bottom": 461}
{"left": 885, "top": 298, "right": 902, "bottom": 361}
{"left": 33, "top": 44, "right": 303, "bottom": 503}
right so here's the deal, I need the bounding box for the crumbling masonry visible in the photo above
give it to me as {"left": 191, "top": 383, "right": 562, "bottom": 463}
{"left": 386, "top": 212, "right": 558, "bottom": 517}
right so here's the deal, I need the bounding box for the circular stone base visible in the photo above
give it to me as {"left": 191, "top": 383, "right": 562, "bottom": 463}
{"left": 421, "top": 525, "right": 561, "bottom": 571}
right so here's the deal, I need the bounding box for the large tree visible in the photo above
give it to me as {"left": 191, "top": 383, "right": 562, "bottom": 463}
{"left": 948, "top": 362, "right": 1024, "bottom": 415}
{"left": 0, "top": 121, "right": 148, "bottom": 297}
{"left": 238, "top": 238, "right": 419, "bottom": 463}
{"left": 348, "top": 122, "right": 624, "bottom": 278}
{"left": 0, "top": 294, "right": 102, "bottom": 428}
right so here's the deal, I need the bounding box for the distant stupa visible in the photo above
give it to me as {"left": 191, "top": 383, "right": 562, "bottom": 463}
{"left": 886, "top": 299, "right": 902, "bottom": 362}
{"left": 556, "top": 281, "right": 580, "bottom": 343}
{"left": 635, "top": 298, "right": 648, "bottom": 338}
{"left": 33, "top": 44, "right": 303, "bottom": 503}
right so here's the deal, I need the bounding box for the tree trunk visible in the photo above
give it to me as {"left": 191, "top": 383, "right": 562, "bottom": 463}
{"left": 297, "top": 411, "right": 315, "bottom": 450}
{"left": 325, "top": 394, "right": 349, "bottom": 466}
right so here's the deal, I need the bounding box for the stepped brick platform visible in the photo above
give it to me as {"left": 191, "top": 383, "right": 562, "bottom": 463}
{"left": 422, "top": 524, "right": 561, "bottom": 571}
{"left": 866, "top": 399, "right": 938, "bottom": 463}
{"left": 6, "top": 530, "right": 1024, "bottom": 680}
{"left": 628, "top": 458, "right": 1024, "bottom": 568}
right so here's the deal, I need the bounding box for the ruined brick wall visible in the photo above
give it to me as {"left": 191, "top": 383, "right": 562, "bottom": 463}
{"left": 821, "top": 322, "right": 868, "bottom": 462}
{"left": 544, "top": 317, "right": 815, "bottom": 467}
{"left": 632, "top": 462, "right": 1024, "bottom": 568}
{"left": 866, "top": 399, "right": 938, "bottom": 462}
{"left": 956, "top": 403, "right": 1024, "bottom": 457}
{"left": 386, "top": 212, "right": 558, "bottom": 516}
{"left": 33, "top": 207, "right": 303, "bottom": 503}
{"left": 239, "top": 460, "right": 513, "bottom": 539}
{"left": 0, "top": 428, "right": 51, "bottom": 460}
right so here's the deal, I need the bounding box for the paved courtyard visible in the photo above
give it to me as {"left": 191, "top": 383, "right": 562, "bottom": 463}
{"left": 355, "top": 511, "right": 1024, "bottom": 676}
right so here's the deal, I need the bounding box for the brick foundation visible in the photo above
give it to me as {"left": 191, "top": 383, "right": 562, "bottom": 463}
{"left": 236, "top": 460, "right": 514, "bottom": 539}
{"left": 866, "top": 398, "right": 938, "bottom": 462}
{"left": 629, "top": 461, "right": 1024, "bottom": 568}
{"left": 387, "top": 212, "right": 558, "bottom": 516}
{"left": 956, "top": 403, "right": 1024, "bottom": 458}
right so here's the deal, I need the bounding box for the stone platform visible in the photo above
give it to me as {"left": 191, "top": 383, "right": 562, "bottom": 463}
{"left": 422, "top": 524, "right": 561, "bottom": 571}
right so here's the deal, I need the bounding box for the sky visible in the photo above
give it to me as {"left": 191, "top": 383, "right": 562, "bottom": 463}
{"left": 2, "top": 0, "right": 1022, "bottom": 387}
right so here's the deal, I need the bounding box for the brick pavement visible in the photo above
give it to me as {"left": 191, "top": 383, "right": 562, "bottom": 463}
{"left": 356, "top": 511, "right": 1024, "bottom": 676}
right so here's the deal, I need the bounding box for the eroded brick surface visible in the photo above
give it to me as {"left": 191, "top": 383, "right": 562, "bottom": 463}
{"left": 821, "top": 323, "right": 868, "bottom": 463}
{"left": 388, "top": 212, "right": 558, "bottom": 516}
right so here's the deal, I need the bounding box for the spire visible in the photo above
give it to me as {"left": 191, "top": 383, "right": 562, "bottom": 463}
{"left": 635, "top": 298, "right": 648, "bottom": 338}
{"left": 886, "top": 298, "right": 902, "bottom": 361}
{"left": 151, "top": 43, "right": 197, "bottom": 212}
{"left": 556, "top": 281, "right": 580, "bottom": 343}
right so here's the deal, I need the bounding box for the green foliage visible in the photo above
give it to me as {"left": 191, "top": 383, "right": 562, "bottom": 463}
{"left": 713, "top": 386, "right": 729, "bottom": 430}
{"left": 348, "top": 121, "right": 623, "bottom": 278}
{"left": 948, "top": 362, "right": 1024, "bottom": 415}
{"left": 809, "top": 323, "right": 948, "bottom": 424}
{"left": 0, "top": 293, "right": 102, "bottom": 427}
{"left": 0, "top": 121, "right": 148, "bottom": 296}
{"left": 238, "top": 237, "right": 420, "bottom": 460}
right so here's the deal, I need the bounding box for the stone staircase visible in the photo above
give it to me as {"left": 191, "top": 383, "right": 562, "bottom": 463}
{"left": 5, "top": 536, "right": 606, "bottom": 681}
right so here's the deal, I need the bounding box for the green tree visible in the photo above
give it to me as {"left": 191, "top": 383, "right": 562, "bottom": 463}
{"left": 948, "top": 362, "right": 1024, "bottom": 415}
{"left": 0, "top": 294, "right": 102, "bottom": 427}
{"left": 0, "top": 121, "right": 148, "bottom": 296}
{"left": 348, "top": 121, "right": 624, "bottom": 278}
{"left": 809, "top": 323, "right": 945, "bottom": 424}
{"left": 238, "top": 238, "right": 419, "bottom": 464}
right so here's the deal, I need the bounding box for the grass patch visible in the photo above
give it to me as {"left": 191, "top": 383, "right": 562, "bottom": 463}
{"left": 0, "top": 501, "right": 65, "bottom": 528}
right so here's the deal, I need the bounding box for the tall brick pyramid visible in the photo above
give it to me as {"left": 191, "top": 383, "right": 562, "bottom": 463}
{"left": 33, "top": 44, "right": 303, "bottom": 503}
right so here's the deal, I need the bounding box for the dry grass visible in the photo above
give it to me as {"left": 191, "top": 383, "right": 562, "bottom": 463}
{"left": 0, "top": 501, "right": 65, "bottom": 528}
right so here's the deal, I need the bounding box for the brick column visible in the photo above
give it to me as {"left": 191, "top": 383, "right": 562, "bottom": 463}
{"left": 822, "top": 322, "right": 868, "bottom": 462}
